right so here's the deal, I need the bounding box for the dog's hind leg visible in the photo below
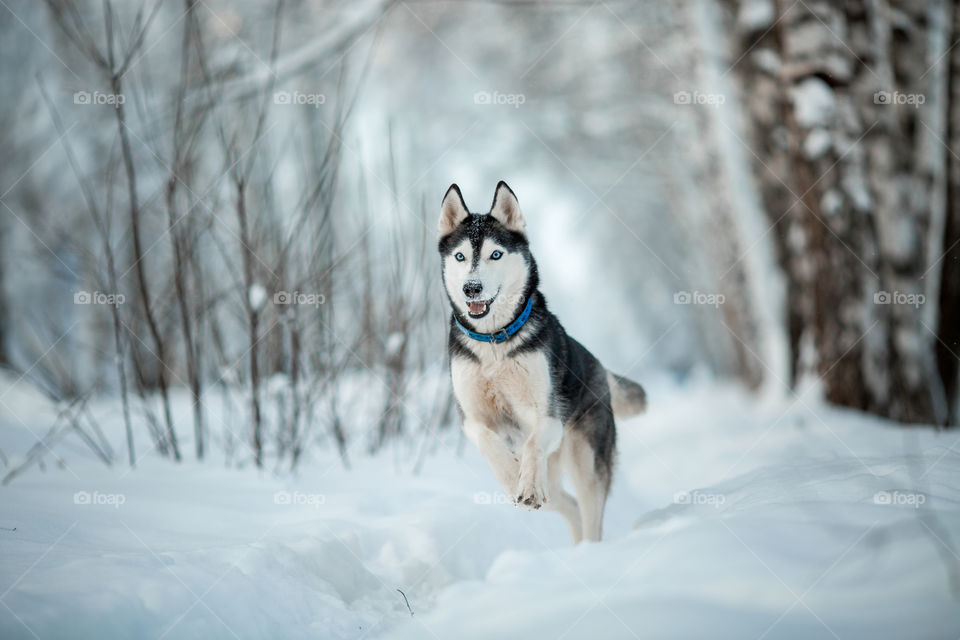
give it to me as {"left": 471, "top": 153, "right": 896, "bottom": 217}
{"left": 463, "top": 419, "right": 519, "bottom": 498}
{"left": 544, "top": 449, "right": 582, "bottom": 544}
{"left": 565, "top": 430, "right": 610, "bottom": 542}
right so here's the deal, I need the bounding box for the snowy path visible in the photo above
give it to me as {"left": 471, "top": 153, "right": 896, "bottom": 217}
{"left": 2, "top": 380, "right": 960, "bottom": 639}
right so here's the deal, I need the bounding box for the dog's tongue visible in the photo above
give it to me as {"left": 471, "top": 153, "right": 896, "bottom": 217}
{"left": 469, "top": 301, "right": 487, "bottom": 315}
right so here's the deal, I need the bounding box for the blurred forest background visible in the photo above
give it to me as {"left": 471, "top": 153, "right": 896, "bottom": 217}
{"left": 0, "top": 0, "right": 957, "bottom": 474}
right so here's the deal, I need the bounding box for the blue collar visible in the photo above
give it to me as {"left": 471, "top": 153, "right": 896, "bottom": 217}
{"left": 454, "top": 296, "right": 534, "bottom": 344}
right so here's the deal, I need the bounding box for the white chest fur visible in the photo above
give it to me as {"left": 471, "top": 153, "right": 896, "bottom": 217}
{"left": 450, "top": 349, "right": 551, "bottom": 427}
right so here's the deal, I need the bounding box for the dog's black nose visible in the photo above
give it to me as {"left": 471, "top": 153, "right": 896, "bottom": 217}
{"left": 463, "top": 280, "right": 483, "bottom": 298}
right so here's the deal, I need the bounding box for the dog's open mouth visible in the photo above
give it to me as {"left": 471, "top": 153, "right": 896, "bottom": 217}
{"left": 467, "top": 297, "right": 495, "bottom": 319}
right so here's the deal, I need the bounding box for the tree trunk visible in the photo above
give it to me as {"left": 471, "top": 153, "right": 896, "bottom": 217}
{"left": 236, "top": 180, "right": 263, "bottom": 467}
{"left": 724, "top": 0, "right": 954, "bottom": 424}
{"left": 0, "top": 224, "right": 7, "bottom": 368}
{"left": 937, "top": 1, "right": 960, "bottom": 424}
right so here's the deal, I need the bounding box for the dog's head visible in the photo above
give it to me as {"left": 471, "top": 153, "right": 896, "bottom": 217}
{"left": 438, "top": 181, "right": 536, "bottom": 331}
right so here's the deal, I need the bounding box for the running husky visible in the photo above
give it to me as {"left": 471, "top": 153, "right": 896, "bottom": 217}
{"left": 438, "top": 181, "right": 647, "bottom": 543}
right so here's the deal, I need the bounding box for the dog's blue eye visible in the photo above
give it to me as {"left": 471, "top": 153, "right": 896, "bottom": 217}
{"left": 490, "top": 250, "right": 503, "bottom": 260}
{"left": 455, "top": 252, "right": 465, "bottom": 262}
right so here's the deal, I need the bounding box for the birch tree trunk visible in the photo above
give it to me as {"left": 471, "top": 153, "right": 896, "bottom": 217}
{"left": 722, "top": 0, "right": 956, "bottom": 424}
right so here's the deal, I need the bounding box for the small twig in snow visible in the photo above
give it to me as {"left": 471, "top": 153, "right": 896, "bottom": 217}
{"left": 396, "top": 588, "right": 413, "bottom": 616}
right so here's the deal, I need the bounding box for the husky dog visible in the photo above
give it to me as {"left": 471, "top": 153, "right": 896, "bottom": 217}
{"left": 438, "top": 181, "right": 647, "bottom": 543}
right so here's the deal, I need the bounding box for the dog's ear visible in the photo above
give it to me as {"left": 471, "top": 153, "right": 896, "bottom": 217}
{"left": 439, "top": 184, "right": 469, "bottom": 237}
{"left": 489, "top": 181, "right": 525, "bottom": 234}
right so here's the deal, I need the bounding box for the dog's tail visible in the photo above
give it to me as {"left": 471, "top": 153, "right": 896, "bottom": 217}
{"left": 606, "top": 371, "right": 647, "bottom": 419}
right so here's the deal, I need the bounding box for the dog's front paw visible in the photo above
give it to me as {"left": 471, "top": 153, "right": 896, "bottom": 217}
{"left": 515, "top": 462, "right": 548, "bottom": 510}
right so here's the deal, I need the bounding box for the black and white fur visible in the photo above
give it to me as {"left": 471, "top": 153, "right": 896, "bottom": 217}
{"left": 439, "top": 181, "right": 647, "bottom": 543}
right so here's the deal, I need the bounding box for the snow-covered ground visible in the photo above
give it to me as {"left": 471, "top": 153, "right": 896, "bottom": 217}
{"left": 2, "top": 372, "right": 959, "bottom": 639}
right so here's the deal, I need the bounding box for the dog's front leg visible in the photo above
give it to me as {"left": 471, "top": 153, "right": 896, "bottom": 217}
{"left": 515, "top": 414, "right": 563, "bottom": 510}
{"left": 462, "top": 419, "right": 520, "bottom": 498}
